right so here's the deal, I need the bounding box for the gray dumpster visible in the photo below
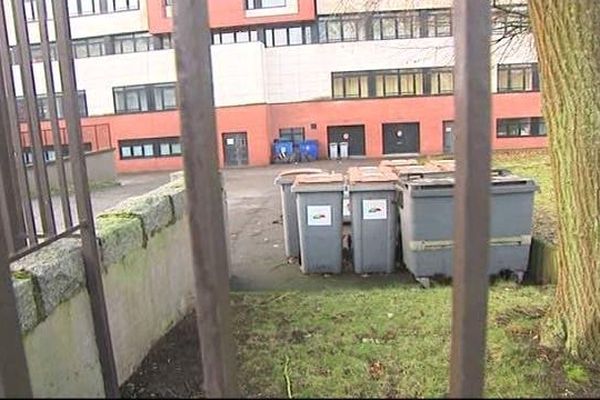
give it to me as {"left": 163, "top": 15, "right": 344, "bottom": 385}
{"left": 348, "top": 167, "right": 399, "bottom": 274}
{"left": 329, "top": 142, "right": 339, "bottom": 160}
{"left": 292, "top": 173, "right": 345, "bottom": 274}
{"left": 339, "top": 142, "right": 349, "bottom": 159}
{"left": 398, "top": 174, "right": 537, "bottom": 286}
{"left": 275, "top": 168, "right": 324, "bottom": 259}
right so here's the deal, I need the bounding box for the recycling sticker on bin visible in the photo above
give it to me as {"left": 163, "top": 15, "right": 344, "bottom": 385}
{"left": 307, "top": 205, "right": 332, "bottom": 226}
{"left": 362, "top": 199, "right": 387, "bottom": 220}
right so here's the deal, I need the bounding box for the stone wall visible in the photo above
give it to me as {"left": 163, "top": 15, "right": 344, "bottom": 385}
{"left": 10, "top": 178, "right": 193, "bottom": 397}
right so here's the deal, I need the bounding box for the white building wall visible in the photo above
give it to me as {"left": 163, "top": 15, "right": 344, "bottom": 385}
{"left": 211, "top": 42, "right": 267, "bottom": 107}
{"left": 2, "top": 0, "right": 148, "bottom": 45}
{"left": 268, "top": 37, "right": 448, "bottom": 104}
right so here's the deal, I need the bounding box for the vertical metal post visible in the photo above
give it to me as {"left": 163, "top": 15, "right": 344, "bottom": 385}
{"left": 174, "top": 1, "right": 239, "bottom": 397}
{"left": 0, "top": 74, "right": 23, "bottom": 253}
{"left": 11, "top": 0, "right": 57, "bottom": 237}
{"left": 0, "top": 217, "right": 32, "bottom": 397}
{"left": 52, "top": 0, "right": 120, "bottom": 397}
{"left": 36, "top": 0, "right": 73, "bottom": 230}
{"left": 0, "top": 0, "right": 37, "bottom": 246}
{"left": 450, "top": 0, "right": 492, "bottom": 398}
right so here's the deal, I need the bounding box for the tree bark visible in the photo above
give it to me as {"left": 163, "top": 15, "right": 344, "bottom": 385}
{"left": 528, "top": 0, "right": 600, "bottom": 362}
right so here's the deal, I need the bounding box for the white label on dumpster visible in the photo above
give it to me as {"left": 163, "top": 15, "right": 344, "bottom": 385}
{"left": 307, "top": 205, "right": 332, "bottom": 226}
{"left": 362, "top": 199, "right": 387, "bottom": 220}
{"left": 343, "top": 198, "right": 351, "bottom": 217}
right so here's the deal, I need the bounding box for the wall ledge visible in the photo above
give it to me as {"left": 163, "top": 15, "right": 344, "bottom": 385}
{"left": 10, "top": 178, "right": 187, "bottom": 335}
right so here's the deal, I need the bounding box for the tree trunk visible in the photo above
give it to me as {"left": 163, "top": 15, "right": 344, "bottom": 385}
{"left": 528, "top": 0, "right": 600, "bottom": 362}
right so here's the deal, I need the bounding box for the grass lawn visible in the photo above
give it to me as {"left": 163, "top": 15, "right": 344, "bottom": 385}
{"left": 233, "top": 283, "right": 598, "bottom": 398}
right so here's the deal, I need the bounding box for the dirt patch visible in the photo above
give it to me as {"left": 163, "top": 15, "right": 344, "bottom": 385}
{"left": 120, "top": 314, "right": 203, "bottom": 398}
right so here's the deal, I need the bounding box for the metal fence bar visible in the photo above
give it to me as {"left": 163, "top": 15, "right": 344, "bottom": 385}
{"left": 449, "top": 0, "right": 492, "bottom": 398}
{"left": 51, "top": 0, "right": 120, "bottom": 396}
{"left": 174, "top": 1, "right": 240, "bottom": 397}
{"left": 0, "top": 216, "right": 32, "bottom": 397}
{"left": 36, "top": 0, "right": 73, "bottom": 230}
{"left": 11, "top": 0, "right": 57, "bottom": 237}
{"left": 0, "top": 74, "right": 23, "bottom": 253}
{"left": 0, "top": 0, "right": 37, "bottom": 247}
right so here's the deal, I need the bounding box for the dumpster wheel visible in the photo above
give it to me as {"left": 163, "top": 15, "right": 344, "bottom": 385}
{"left": 416, "top": 277, "right": 431, "bottom": 289}
{"left": 513, "top": 271, "right": 525, "bottom": 284}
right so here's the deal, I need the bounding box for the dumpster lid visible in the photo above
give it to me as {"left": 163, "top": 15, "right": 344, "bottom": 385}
{"left": 294, "top": 172, "right": 344, "bottom": 185}
{"left": 292, "top": 173, "right": 345, "bottom": 192}
{"left": 379, "top": 159, "right": 419, "bottom": 167}
{"left": 274, "top": 168, "right": 324, "bottom": 185}
{"left": 347, "top": 167, "right": 398, "bottom": 184}
{"left": 403, "top": 173, "right": 536, "bottom": 191}
{"left": 390, "top": 164, "right": 442, "bottom": 176}
{"left": 427, "top": 160, "right": 456, "bottom": 171}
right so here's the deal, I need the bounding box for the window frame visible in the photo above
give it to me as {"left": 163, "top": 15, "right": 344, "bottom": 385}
{"left": 497, "top": 63, "right": 539, "bottom": 93}
{"left": 332, "top": 72, "right": 370, "bottom": 99}
{"left": 113, "top": 83, "right": 177, "bottom": 114}
{"left": 119, "top": 136, "right": 182, "bottom": 160}
{"left": 279, "top": 127, "right": 305, "bottom": 143}
{"left": 17, "top": 91, "right": 88, "bottom": 121}
{"left": 245, "top": 0, "right": 287, "bottom": 10}
{"left": 496, "top": 117, "right": 546, "bottom": 138}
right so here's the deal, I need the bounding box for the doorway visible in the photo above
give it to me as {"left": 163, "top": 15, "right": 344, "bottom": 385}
{"left": 382, "top": 122, "right": 420, "bottom": 154}
{"left": 222, "top": 132, "right": 249, "bottom": 166}
{"left": 327, "top": 125, "right": 366, "bottom": 157}
{"left": 443, "top": 121, "right": 455, "bottom": 154}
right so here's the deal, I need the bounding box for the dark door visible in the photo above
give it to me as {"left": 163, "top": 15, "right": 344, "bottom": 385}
{"left": 327, "top": 125, "right": 365, "bottom": 156}
{"left": 382, "top": 123, "right": 420, "bottom": 154}
{"left": 443, "top": 121, "right": 455, "bottom": 154}
{"left": 222, "top": 132, "right": 249, "bottom": 166}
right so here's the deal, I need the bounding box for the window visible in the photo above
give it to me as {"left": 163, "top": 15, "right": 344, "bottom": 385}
{"left": 114, "top": 86, "right": 149, "bottom": 113}
{"left": 24, "top": 0, "right": 38, "bottom": 21}
{"left": 426, "top": 9, "right": 452, "bottom": 37}
{"left": 73, "top": 37, "right": 106, "bottom": 58}
{"left": 156, "top": 33, "right": 173, "bottom": 49}
{"left": 24, "top": 43, "right": 58, "bottom": 63}
{"left": 318, "top": 15, "right": 366, "bottom": 43}
{"left": 430, "top": 69, "right": 454, "bottom": 95}
{"left": 375, "top": 70, "right": 424, "bottom": 97}
{"left": 492, "top": 4, "right": 529, "bottom": 36}
{"left": 213, "top": 28, "right": 260, "bottom": 45}
{"left": 113, "top": 83, "right": 177, "bottom": 114}
{"left": 113, "top": 32, "right": 152, "bottom": 54}
{"left": 68, "top": 0, "right": 101, "bottom": 16}
{"left": 246, "top": 0, "right": 286, "bottom": 10}
{"left": 108, "top": 0, "right": 139, "bottom": 12}
{"left": 17, "top": 91, "right": 88, "bottom": 121}
{"left": 264, "top": 25, "right": 311, "bottom": 47}
{"left": 497, "top": 63, "right": 539, "bottom": 92}
{"left": 497, "top": 117, "right": 546, "bottom": 138}
{"left": 119, "top": 137, "right": 182, "bottom": 159}
{"left": 153, "top": 84, "right": 177, "bottom": 111}
{"left": 332, "top": 72, "right": 370, "bottom": 99}
{"left": 279, "top": 127, "right": 305, "bottom": 143}
{"left": 333, "top": 68, "right": 451, "bottom": 99}
{"left": 373, "top": 11, "right": 420, "bottom": 40}
{"left": 13, "top": 32, "right": 173, "bottom": 64}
